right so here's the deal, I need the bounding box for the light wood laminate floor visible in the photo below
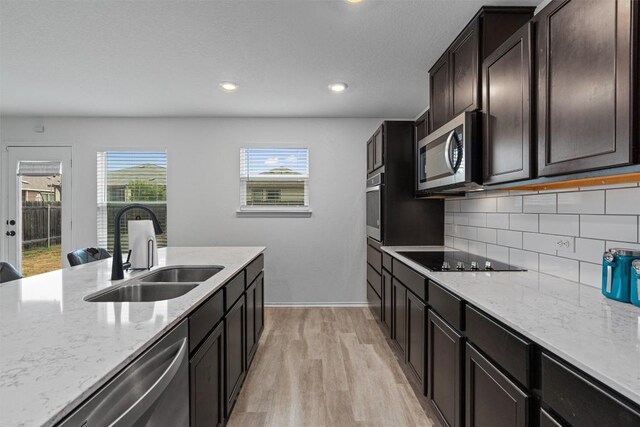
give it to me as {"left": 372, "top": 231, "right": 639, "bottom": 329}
{"left": 227, "top": 307, "right": 437, "bottom": 427}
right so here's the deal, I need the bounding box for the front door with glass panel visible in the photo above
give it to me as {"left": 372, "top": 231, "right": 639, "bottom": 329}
{"left": 4, "top": 146, "right": 72, "bottom": 276}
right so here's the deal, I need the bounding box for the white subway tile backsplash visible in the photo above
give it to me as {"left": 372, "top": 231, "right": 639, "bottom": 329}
{"left": 442, "top": 183, "right": 640, "bottom": 285}
{"left": 540, "top": 214, "right": 579, "bottom": 236}
{"left": 461, "top": 197, "right": 497, "bottom": 213}
{"left": 468, "top": 241, "right": 487, "bottom": 258}
{"left": 539, "top": 254, "right": 579, "bottom": 282}
{"left": 497, "top": 230, "right": 523, "bottom": 248}
{"left": 487, "top": 244, "right": 509, "bottom": 263}
{"left": 454, "top": 213, "right": 469, "bottom": 225}
{"left": 453, "top": 238, "right": 469, "bottom": 252}
{"left": 523, "top": 194, "right": 556, "bottom": 213}
{"left": 557, "top": 191, "right": 605, "bottom": 214}
{"left": 477, "top": 228, "right": 497, "bottom": 244}
{"left": 468, "top": 213, "right": 487, "bottom": 227}
{"left": 497, "top": 196, "right": 523, "bottom": 213}
{"left": 561, "top": 238, "right": 605, "bottom": 264}
{"left": 579, "top": 262, "right": 602, "bottom": 289}
{"left": 509, "top": 214, "right": 538, "bottom": 232}
{"left": 581, "top": 215, "right": 638, "bottom": 241}
{"left": 486, "top": 213, "right": 510, "bottom": 229}
{"left": 509, "top": 249, "right": 539, "bottom": 271}
{"left": 606, "top": 187, "right": 640, "bottom": 215}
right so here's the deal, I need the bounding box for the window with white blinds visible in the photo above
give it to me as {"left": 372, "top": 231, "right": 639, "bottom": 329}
{"left": 240, "top": 148, "right": 309, "bottom": 210}
{"left": 97, "top": 151, "right": 168, "bottom": 251}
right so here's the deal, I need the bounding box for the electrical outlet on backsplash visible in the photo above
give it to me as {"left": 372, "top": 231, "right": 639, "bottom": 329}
{"left": 444, "top": 182, "right": 640, "bottom": 287}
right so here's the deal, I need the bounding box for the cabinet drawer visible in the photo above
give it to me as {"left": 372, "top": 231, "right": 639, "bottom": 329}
{"left": 465, "top": 305, "right": 531, "bottom": 387}
{"left": 189, "top": 289, "right": 224, "bottom": 353}
{"left": 245, "top": 254, "right": 264, "bottom": 288}
{"left": 382, "top": 252, "right": 392, "bottom": 273}
{"left": 367, "top": 244, "right": 382, "bottom": 274}
{"left": 428, "top": 281, "right": 463, "bottom": 331}
{"left": 367, "top": 263, "right": 382, "bottom": 297}
{"left": 541, "top": 353, "right": 640, "bottom": 427}
{"left": 225, "top": 271, "right": 246, "bottom": 310}
{"left": 393, "top": 259, "right": 426, "bottom": 301}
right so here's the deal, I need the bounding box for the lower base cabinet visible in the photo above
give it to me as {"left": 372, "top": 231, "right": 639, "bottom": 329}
{"left": 427, "top": 310, "right": 463, "bottom": 427}
{"left": 225, "top": 295, "right": 246, "bottom": 417}
{"left": 466, "top": 343, "right": 529, "bottom": 427}
{"left": 392, "top": 278, "right": 407, "bottom": 354}
{"left": 539, "top": 408, "right": 563, "bottom": 427}
{"left": 382, "top": 269, "right": 392, "bottom": 332}
{"left": 366, "top": 283, "right": 382, "bottom": 321}
{"left": 406, "top": 290, "right": 426, "bottom": 392}
{"left": 246, "top": 272, "right": 264, "bottom": 367}
{"left": 190, "top": 322, "right": 225, "bottom": 427}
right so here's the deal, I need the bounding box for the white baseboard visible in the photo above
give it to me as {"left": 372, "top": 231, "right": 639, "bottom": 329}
{"left": 265, "top": 302, "right": 369, "bottom": 308}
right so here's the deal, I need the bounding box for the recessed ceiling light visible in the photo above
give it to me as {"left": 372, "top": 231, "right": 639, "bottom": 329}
{"left": 219, "top": 82, "right": 239, "bottom": 92}
{"left": 345, "top": 0, "right": 363, "bottom": 3}
{"left": 328, "top": 82, "right": 348, "bottom": 93}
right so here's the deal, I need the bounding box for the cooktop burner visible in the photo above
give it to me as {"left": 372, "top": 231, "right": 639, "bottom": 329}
{"left": 397, "top": 250, "right": 526, "bottom": 272}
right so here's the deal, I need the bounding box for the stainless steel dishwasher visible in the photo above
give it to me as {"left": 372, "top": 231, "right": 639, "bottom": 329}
{"left": 59, "top": 320, "right": 189, "bottom": 427}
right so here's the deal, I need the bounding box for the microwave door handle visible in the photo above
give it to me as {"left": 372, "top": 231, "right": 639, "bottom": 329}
{"left": 443, "top": 131, "right": 457, "bottom": 174}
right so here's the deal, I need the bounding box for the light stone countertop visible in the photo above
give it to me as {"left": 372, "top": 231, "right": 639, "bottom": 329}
{"left": 0, "top": 246, "right": 265, "bottom": 427}
{"left": 383, "top": 246, "right": 640, "bottom": 406}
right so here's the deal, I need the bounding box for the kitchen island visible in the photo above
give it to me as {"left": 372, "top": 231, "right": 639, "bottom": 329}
{"left": 0, "top": 246, "right": 265, "bottom": 427}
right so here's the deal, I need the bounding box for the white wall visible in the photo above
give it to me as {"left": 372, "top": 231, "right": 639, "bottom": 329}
{"left": 1, "top": 117, "right": 382, "bottom": 305}
{"left": 445, "top": 185, "right": 640, "bottom": 288}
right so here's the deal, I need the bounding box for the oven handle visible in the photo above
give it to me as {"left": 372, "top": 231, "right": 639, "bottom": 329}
{"left": 444, "top": 130, "right": 457, "bottom": 174}
{"left": 366, "top": 185, "right": 381, "bottom": 192}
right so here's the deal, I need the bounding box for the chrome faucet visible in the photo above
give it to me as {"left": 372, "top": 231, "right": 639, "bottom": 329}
{"left": 111, "top": 204, "right": 163, "bottom": 280}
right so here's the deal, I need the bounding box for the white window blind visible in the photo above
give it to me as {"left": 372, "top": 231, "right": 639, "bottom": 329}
{"left": 97, "top": 151, "right": 167, "bottom": 251}
{"left": 240, "top": 148, "right": 309, "bottom": 210}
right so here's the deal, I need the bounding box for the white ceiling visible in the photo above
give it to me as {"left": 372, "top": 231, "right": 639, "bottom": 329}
{"left": 0, "top": 0, "right": 541, "bottom": 118}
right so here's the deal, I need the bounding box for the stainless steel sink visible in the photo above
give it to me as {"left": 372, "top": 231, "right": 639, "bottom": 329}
{"left": 84, "top": 265, "right": 224, "bottom": 303}
{"left": 139, "top": 266, "right": 223, "bottom": 283}
{"left": 85, "top": 283, "right": 199, "bottom": 302}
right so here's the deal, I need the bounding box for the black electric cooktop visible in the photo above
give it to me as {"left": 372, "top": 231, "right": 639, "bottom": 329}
{"left": 397, "top": 250, "right": 526, "bottom": 272}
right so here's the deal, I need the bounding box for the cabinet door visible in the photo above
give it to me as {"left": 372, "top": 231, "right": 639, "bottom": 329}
{"left": 416, "top": 111, "right": 429, "bottom": 142}
{"left": 225, "top": 295, "right": 246, "bottom": 417}
{"left": 255, "top": 273, "right": 264, "bottom": 340}
{"left": 429, "top": 53, "right": 451, "bottom": 131}
{"left": 539, "top": 408, "right": 562, "bottom": 427}
{"left": 373, "top": 126, "right": 384, "bottom": 170}
{"left": 191, "top": 322, "right": 225, "bottom": 427}
{"left": 483, "top": 23, "right": 533, "bottom": 185}
{"left": 428, "top": 310, "right": 463, "bottom": 427}
{"left": 406, "top": 290, "right": 426, "bottom": 393}
{"left": 246, "top": 280, "right": 257, "bottom": 366}
{"left": 392, "top": 278, "right": 407, "bottom": 354}
{"left": 537, "top": 0, "right": 635, "bottom": 176}
{"left": 450, "top": 20, "right": 480, "bottom": 117}
{"left": 466, "top": 343, "right": 529, "bottom": 427}
{"left": 367, "top": 138, "right": 374, "bottom": 174}
{"left": 382, "top": 269, "right": 392, "bottom": 333}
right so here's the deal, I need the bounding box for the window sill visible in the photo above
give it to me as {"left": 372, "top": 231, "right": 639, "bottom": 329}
{"left": 236, "top": 208, "right": 312, "bottom": 218}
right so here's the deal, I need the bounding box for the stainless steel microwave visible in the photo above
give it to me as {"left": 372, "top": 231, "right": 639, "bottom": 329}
{"left": 417, "top": 111, "right": 483, "bottom": 193}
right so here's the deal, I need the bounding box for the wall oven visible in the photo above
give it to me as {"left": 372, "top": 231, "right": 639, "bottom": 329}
{"left": 366, "top": 173, "right": 383, "bottom": 242}
{"left": 417, "top": 111, "right": 482, "bottom": 192}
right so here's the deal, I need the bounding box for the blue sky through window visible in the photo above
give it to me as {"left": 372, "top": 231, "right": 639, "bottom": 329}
{"left": 106, "top": 151, "right": 167, "bottom": 171}
{"left": 242, "top": 148, "right": 308, "bottom": 177}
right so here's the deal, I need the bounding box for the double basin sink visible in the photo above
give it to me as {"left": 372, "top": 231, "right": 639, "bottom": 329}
{"left": 84, "top": 266, "right": 224, "bottom": 303}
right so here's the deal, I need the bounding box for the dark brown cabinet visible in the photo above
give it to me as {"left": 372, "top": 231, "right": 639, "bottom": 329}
{"left": 428, "top": 7, "right": 534, "bottom": 133}
{"left": 536, "top": 0, "right": 637, "bottom": 176}
{"left": 406, "top": 290, "right": 426, "bottom": 392}
{"left": 416, "top": 110, "right": 430, "bottom": 142}
{"left": 382, "top": 269, "right": 392, "bottom": 332}
{"left": 466, "top": 343, "right": 530, "bottom": 427}
{"left": 427, "top": 309, "right": 463, "bottom": 427}
{"left": 366, "top": 137, "right": 374, "bottom": 174}
{"left": 246, "top": 272, "right": 264, "bottom": 367}
{"left": 483, "top": 22, "right": 534, "bottom": 185}
{"left": 539, "top": 409, "right": 563, "bottom": 427}
{"left": 392, "top": 278, "right": 407, "bottom": 354}
{"left": 190, "top": 322, "right": 225, "bottom": 427}
{"left": 225, "top": 295, "right": 246, "bottom": 417}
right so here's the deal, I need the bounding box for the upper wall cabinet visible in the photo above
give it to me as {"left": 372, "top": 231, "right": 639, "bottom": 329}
{"left": 415, "top": 110, "right": 430, "bottom": 142}
{"left": 536, "top": 0, "right": 638, "bottom": 177}
{"left": 367, "top": 124, "right": 385, "bottom": 176}
{"left": 428, "top": 7, "right": 535, "bottom": 133}
{"left": 483, "top": 23, "right": 534, "bottom": 185}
